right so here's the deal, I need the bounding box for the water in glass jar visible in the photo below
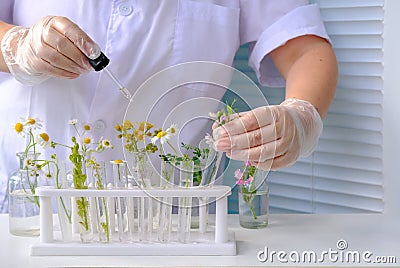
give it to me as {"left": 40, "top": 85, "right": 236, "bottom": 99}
{"left": 8, "top": 189, "right": 40, "bottom": 236}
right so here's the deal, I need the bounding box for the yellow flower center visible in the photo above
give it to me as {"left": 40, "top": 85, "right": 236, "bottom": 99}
{"left": 114, "top": 159, "right": 123, "bottom": 164}
{"left": 14, "top": 122, "right": 23, "bottom": 133}
{"left": 83, "top": 124, "right": 91, "bottom": 131}
{"left": 102, "top": 140, "right": 110, "bottom": 146}
{"left": 170, "top": 127, "right": 176, "bottom": 134}
{"left": 26, "top": 118, "right": 36, "bottom": 125}
{"left": 157, "top": 131, "right": 167, "bottom": 138}
{"left": 83, "top": 137, "right": 91, "bottom": 144}
{"left": 40, "top": 133, "right": 49, "bottom": 142}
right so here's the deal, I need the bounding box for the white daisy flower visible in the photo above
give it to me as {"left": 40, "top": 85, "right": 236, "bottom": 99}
{"left": 23, "top": 117, "right": 43, "bottom": 130}
{"left": 101, "top": 139, "right": 113, "bottom": 149}
{"left": 151, "top": 130, "right": 171, "bottom": 145}
{"left": 68, "top": 119, "right": 78, "bottom": 125}
{"left": 13, "top": 121, "right": 28, "bottom": 137}
{"left": 37, "top": 132, "right": 51, "bottom": 148}
{"left": 208, "top": 112, "right": 218, "bottom": 119}
{"left": 79, "top": 134, "right": 93, "bottom": 146}
{"left": 166, "top": 123, "right": 178, "bottom": 136}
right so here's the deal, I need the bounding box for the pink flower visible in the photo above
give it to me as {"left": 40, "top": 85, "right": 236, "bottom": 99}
{"left": 235, "top": 168, "right": 246, "bottom": 185}
{"left": 245, "top": 161, "right": 252, "bottom": 167}
{"left": 236, "top": 178, "right": 246, "bottom": 185}
{"left": 234, "top": 169, "right": 243, "bottom": 180}
{"left": 245, "top": 176, "right": 253, "bottom": 185}
{"left": 219, "top": 115, "right": 228, "bottom": 124}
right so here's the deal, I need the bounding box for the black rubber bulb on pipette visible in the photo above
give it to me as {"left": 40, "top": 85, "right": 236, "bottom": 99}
{"left": 88, "top": 52, "right": 110, "bottom": 71}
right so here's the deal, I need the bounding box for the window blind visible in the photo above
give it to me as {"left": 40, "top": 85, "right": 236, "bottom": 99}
{"left": 225, "top": 0, "right": 384, "bottom": 214}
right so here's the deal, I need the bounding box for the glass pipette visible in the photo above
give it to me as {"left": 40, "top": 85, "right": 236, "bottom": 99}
{"left": 103, "top": 67, "right": 132, "bottom": 99}
{"left": 88, "top": 52, "right": 132, "bottom": 100}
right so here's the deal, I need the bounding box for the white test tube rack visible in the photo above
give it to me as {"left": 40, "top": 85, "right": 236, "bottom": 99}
{"left": 30, "top": 185, "right": 236, "bottom": 256}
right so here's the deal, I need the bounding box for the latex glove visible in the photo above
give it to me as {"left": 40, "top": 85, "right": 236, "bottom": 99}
{"left": 213, "top": 98, "right": 323, "bottom": 170}
{"left": 1, "top": 16, "right": 100, "bottom": 85}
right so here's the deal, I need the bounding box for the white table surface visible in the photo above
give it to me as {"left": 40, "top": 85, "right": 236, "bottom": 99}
{"left": 1, "top": 213, "right": 399, "bottom": 267}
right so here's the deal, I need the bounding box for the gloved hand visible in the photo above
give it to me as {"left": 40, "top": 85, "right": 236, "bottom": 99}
{"left": 1, "top": 16, "right": 100, "bottom": 85}
{"left": 213, "top": 98, "right": 323, "bottom": 170}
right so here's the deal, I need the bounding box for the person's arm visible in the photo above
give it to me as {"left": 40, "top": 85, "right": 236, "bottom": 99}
{"left": 0, "top": 16, "right": 100, "bottom": 85}
{"left": 269, "top": 35, "right": 337, "bottom": 118}
{"left": 213, "top": 35, "right": 338, "bottom": 170}
{"left": 0, "top": 20, "right": 14, "bottom": 72}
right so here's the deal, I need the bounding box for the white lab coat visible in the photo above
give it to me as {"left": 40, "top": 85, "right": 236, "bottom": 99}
{"left": 0, "top": 0, "right": 329, "bottom": 211}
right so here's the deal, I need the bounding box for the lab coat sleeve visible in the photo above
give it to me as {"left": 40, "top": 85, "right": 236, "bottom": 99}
{"left": 239, "top": 1, "right": 331, "bottom": 87}
{"left": 0, "top": 0, "right": 13, "bottom": 23}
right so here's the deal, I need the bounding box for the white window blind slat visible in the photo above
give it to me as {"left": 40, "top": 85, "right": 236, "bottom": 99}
{"left": 331, "top": 35, "right": 382, "bottom": 49}
{"left": 334, "top": 88, "right": 383, "bottom": 104}
{"left": 320, "top": 127, "right": 382, "bottom": 145}
{"left": 316, "top": 0, "right": 383, "bottom": 9}
{"left": 313, "top": 152, "right": 382, "bottom": 172}
{"left": 313, "top": 165, "right": 383, "bottom": 185}
{"left": 313, "top": 192, "right": 383, "bottom": 212}
{"left": 323, "top": 113, "right": 382, "bottom": 131}
{"left": 335, "top": 48, "right": 383, "bottom": 63}
{"left": 338, "top": 62, "right": 382, "bottom": 76}
{"left": 313, "top": 178, "right": 384, "bottom": 199}
{"left": 320, "top": 7, "right": 383, "bottom": 22}
{"left": 328, "top": 101, "right": 382, "bottom": 117}
{"left": 338, "top": 75, "right": 382, "bottom": 90}
{"left": 317, "top": 140, "right": 382, "bottom": 158}
{"left": 325, "top": 21, "right": 383, "bottom": 35}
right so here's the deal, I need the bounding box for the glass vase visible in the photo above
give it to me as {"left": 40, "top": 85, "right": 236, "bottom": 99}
{"left": 8, "top": 152, "right": 42, "bottom": 236}
{"left": 238, "top": 169, "right": 269, "bottom": 229}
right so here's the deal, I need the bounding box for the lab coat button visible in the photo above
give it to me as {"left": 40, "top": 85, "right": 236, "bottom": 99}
{"left": 93, "top": 120, "right": 106, "bottom": 133}
{"left": 119, "top": 3, "right": 133, "bottom": 16}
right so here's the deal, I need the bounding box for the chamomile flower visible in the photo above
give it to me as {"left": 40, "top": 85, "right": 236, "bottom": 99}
{"left": 37, "top": 132, "right": 51, "bottom": 148}
{"left": 68, "top": 119, "right": 78, "bottom": 125}
{"left": 113, "top": 159, "right": 124, "bottom": 164}
{"left": 151, "top": 130, "right": 171, "bottom": 145}
{"left": 101, "top": 139, "right": 113, "bottom": 149}
{"left": 24, "top": 157, "right": 36, "bottom": 169}
{"left": 13, "top": 121, "right": 27, "bottom": 137}
{"left": 208, "top": 112, "right": 218, "bottom": 120}
{"left": 166, "top": 124, "right": 178, "bottom": 135}
{"left": 83, "top": 124, "right": 91, "bottom": 131}
{"left": 79, "top": 134, "right": 93, "bottom": 146}
{"left": 24, "top": 117, "right": 43, "bottom": 130}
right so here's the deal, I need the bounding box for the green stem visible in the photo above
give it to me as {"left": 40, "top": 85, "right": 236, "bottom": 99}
{"left": 166, "top": 141, "right": 179, "bottom": 155}
{"left": 101, "top": 197, "right": 110, "bottom": 242}
{"left": 243, "top": 192, "right": 257, "bottom": 220}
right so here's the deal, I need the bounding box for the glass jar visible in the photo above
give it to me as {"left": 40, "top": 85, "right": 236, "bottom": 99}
{"left": 8, "top": 152, "right": 42, "bottom": 236}
{"left": 238, "top": 169, "right": 269, "bottom": 229}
